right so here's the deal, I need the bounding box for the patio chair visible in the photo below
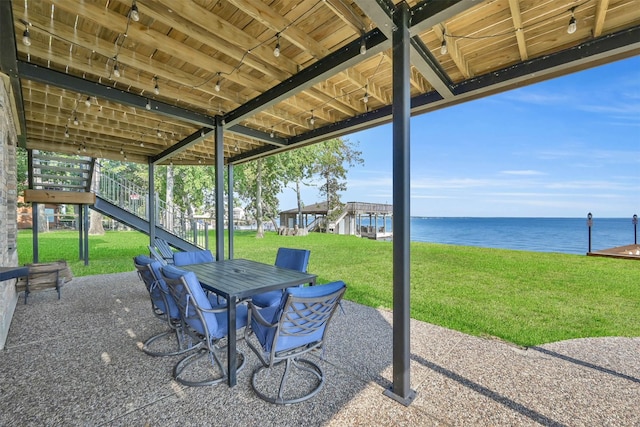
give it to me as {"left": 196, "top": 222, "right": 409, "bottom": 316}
{"left": 161, "top": 264, "right": 248, "bottom": 387}
{"left": 154, "top": 238, "right": 176, "bottom": 263}
{"left": 251, "top": 248, "right": 311, "bottom": 308}
{"left": 133, "top": 255, "right": 198, "bottom": 357}
{"left": 148, "top": 245, "right": 170, "bottom": 265}
{"left": 173, "top": 249, "right": 214, "bottom": 266}
{"left": 245, "top": 280, "right": 346, "bottom": 404}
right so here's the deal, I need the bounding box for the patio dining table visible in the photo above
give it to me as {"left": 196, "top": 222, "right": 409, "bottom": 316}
{"left": 179, "top": 258, "right": 316, "bottom": 387}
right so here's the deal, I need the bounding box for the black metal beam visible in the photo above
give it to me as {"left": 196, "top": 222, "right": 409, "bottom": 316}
{"left": 224, "top": 28, "right": 388, "bottom": 127}
{"left": 409, "top": 0, "right": 472, "bottom": 35}
{"left": 17, "top": 61, "right": 216, "bottom": 128}
{"left": 453, "top": 25, "right": 640, "bottom": 96}
{"left": 151, "top": 128, "right": 214, "bottom": 164}
{"left": 0, "top": 1, "right": 27, "bottom": 144}
{"left": 227, "top": 124, "right": 287, "bottom": 147}
{"left": 236, "top": 25, "right": 639, "bottom": 163}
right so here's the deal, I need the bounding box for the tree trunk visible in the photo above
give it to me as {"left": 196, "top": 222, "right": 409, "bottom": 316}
{"left": 88, "top": 165, "right": 105, "bottom": 234}
{"left": 165, "top": 164, "right": 174, "bottom": 231}
{"left": 256, "top": 159, "right": 264, "bottom": 238}
{"left": 89, "top": 210, "right": 105, "bottom": 235}
{"left": 296, "top": 180, "right": 303, "bottom": 228}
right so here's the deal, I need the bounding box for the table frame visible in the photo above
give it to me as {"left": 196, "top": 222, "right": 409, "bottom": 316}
{"left": 180, "top": 258, "right": 316, "bottom": 386}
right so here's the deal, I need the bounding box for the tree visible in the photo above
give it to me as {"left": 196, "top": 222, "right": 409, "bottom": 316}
{"left": 311, "top": 138, "right": 363, "bottom": 226}
{"left": 235, "top": 155, "right": 284, "bottom": 238}
{"left": 278, "top": 145, "right": 319, "bottom": 227}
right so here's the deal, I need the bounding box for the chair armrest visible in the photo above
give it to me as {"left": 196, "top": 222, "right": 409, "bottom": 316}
{"left": 248, "top": 301, "right": 278, "bottom": 328}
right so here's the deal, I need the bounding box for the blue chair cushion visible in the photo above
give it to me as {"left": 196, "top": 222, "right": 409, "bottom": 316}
{"left": 253, "top": 281, "right": 346, "bottom": 353}
{"left": 275, "top": 248, "right": 310, "bottom": 272}
{"left": 173, "top": 250, "right": 214, "bottom": 266}
{"left": 250, "top": 290, "right": 283, "bottom": 308}
{"left": 162, "top": 265, "right": 247, "bottom": 339}
{"left": 135, "top": 255, "right": 180, "bottom": 319}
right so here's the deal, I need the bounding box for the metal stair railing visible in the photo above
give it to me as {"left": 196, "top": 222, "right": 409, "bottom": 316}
{"left": 91, "top": 162, "right": 207, "bottom": 248}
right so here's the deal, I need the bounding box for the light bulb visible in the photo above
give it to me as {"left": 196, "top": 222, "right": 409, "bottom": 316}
{"left": 274, "top": 33, "right": 281, "bottom": 57}
{"left": 270, "top": 129, "right": 275, "bottom": 138}
{"left": 120, "top": 148, "right": 124, "bottom": 155}
{"left": 113, "top": 63, "right": 120, "bottom": 78}
{"left": 157, "top": 130, "right": 162, "bottom": 137}
{"left": 215, "top": 80, "right": 221, "bottom": 92}
{"left": 440, "top": 40, "right": 448, "bottom": 55}
{"left": 567, "top": 16, "right": 577, "bottom": 34}
{"left": 64, "top": 128, "right": 70, "bottom": 138}
{"left": 145, "top": 100, "right": 151, "bottom": 110}
{"left": 154, "top": 83, "right": 160, "bottom": 95}
{"left": 73, "top": 117, "right": 79, "bottom": 125}
{"left": 22, "top": 28, "right": 31, "bottom": 46}
{"left": 82, "top": 146, "right": 87, "bottom": 152}
{"left": 85, "top": 96, "right": 91, "bottom": 107}
{"left": 310, "top": 115, "right": 315, "bottom": 126}
{"left": 234, "top": 144, "right": 239, "bottom": 152}
{"left": 140, "top": 142, "right": 144, "bottom": 147}
{"left": 360, "top": 39, "right": 366, "bottom": 55}
{"left": 363, "top": 92, "right": 369, "bottom": 104}
{"left": 129, "top": 3, "right": 140, "bottom": 22}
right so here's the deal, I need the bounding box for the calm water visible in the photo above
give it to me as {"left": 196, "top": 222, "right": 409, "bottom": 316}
{"left": 362, "top": 217, "right": 638, "bottom": 255}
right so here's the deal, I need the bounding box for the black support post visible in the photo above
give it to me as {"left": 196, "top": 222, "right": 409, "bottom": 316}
{"left": 214, "top": 117, "right": 225, "bottom": 260}
{"left": 383, "top": 2, "right": 416, "bottom": 406}
{"left": 228, "top": 164, "right": 234, "bottom": 259}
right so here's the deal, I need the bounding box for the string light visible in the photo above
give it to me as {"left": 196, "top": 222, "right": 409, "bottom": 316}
{"left": 440, "top": 39, "right": 448, "bottom": 55}
{"left": 120, "top": 148, "right": 124, "bottom": 155}
{"left": 234, "top": 144, "right": 239, "bottom": 152}
{"left": 270, "top": 127, "right": 275, "bottom": 138}
{"left": 140, "top": 141, "right": 144, "bottom": 147}
{"left": 129, "top": 1, "right": 140, "bottom": 22}
{"left": 567, "top": 8, "right": 577, "bottom": 34}
{"left": 145, "top": 99, "right": 151, "bottom": 110}
{"left": 19, "top": 19, "right": 31, "bottom": 46}
{"left": 360, "top": 36, "right": 366, "bottom": 55}
{"left": 274, "top": 33, "right": 281, "bottom": 57}
{"left": 85, "top": 96, "right": 91, "bottom": 107}
{"left": 363, "top": 85, "right": 369, "bottom": 104}
{"left": 309, "top": 111, "right": 315, "bottom": 126}
{"left": 154, "top": 76, "right": 160, "bottom": 95}
{"left": 157, "top": 129, "right": 162, "bottom": 138}
{"left": 73, "top": 116, "right": 79, "bottom": 126}
{"left": 214, "top": 72, "right": 221, "bottom": 92}
{"left": 22, "top": 27, "right": 31, "bottom": 46}
{"left": 64, "top": 126, "right": 70, "bottom": 138}
{"left": 113, "top": 61, "right": 121, "bottom": 78}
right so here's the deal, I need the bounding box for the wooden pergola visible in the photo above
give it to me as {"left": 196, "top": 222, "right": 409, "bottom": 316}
{"left": 1, "top": 0, "right": 639, "bottom": 404}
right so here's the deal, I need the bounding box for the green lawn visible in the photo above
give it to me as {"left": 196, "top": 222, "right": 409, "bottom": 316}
{"left": 17, "top": 229, "right": 640, "bottom": 347}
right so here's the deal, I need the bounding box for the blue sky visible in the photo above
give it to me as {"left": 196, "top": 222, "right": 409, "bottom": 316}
{"left": 278, "top": 56, "right": 639, "bottom": 218}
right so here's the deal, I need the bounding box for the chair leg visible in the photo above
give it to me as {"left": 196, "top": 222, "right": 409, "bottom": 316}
{"left": 142, "top": 327, "right": 201, "bottom": 357}
{"left": 251, "top": 357, "right": 325, "bottom": 405}
{"left": 174, "top": 345, "right": 245, "bottom": 387}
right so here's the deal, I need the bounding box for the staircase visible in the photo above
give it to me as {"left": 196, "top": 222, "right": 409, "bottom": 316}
{"left": 28, "top": 151, "right": 204, "bottom": 252}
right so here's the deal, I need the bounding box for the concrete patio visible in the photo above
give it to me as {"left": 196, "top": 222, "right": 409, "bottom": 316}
{"left": 1, "top": 271, "right": 638, "bottom": 426}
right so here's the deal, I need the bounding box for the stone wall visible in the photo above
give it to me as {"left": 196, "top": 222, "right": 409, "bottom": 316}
{"left": 0, "top": 76, "right": 20, "bottom": 349}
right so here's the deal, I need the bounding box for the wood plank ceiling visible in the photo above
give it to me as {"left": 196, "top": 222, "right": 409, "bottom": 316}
{"left": 3, "top": 0, "right": 640, "bottom": 166}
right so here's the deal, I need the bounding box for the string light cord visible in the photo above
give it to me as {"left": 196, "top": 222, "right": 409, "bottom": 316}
{"left": 443, "top": 1, "right": 591, "bottom": 41}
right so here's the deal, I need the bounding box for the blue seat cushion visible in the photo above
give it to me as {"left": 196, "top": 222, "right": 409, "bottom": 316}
{"left": 250, "top": 290, "right": 283, "bottom": 308}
